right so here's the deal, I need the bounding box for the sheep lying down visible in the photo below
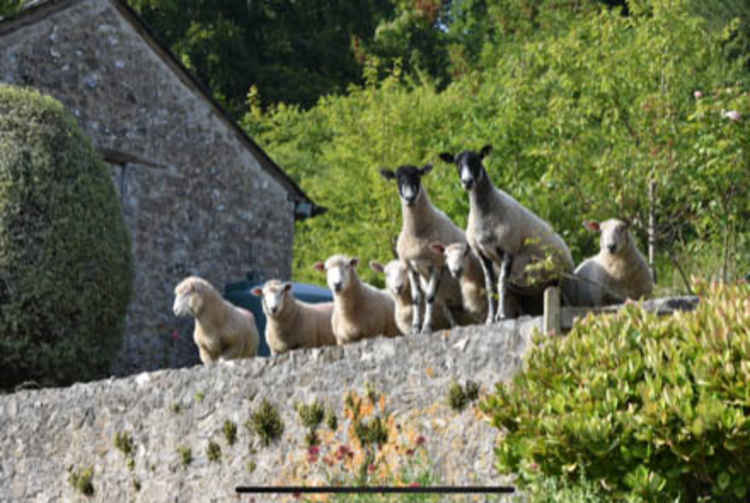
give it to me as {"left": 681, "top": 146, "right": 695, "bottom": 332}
{"left": 563, "top": 218, "right": 654, "bottom": 307}
{"left": 251, "top": 279, "right": 336, "bottom": 355}
{"left": 173, "top": 276, "right": 259, "bottom": 364}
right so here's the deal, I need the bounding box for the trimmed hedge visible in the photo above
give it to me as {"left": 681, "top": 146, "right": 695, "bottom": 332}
{"left": 0, "top": 85, "right": 133, "bottom": 389}
{"left": 482, "top": 280, "right": 750, "bottom": 501}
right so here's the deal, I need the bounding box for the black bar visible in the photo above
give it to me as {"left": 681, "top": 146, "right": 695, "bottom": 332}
{"left": 236, "top": 486, "right": 514, "bottom": 494}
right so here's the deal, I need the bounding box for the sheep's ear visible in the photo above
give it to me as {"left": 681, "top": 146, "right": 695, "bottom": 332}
{"left": 283, "top": 282, "right": 293, "bottom": 292}
{"left": 480, "top": 145, "right": 493, "bottom": 158}
{"left": 380, "top": 168, "right": 396, "bottom": 180}
{"left": 370, "top": 261, "right": 384, "bottom": 273}
{"left": 430, "top": 242, "right": 445, "bottom": 254}
{"left": 313, "top": 261, "right": 325, "bottom": 272}
{"left": 438, "top": 152, "right": 455, "bottom": 164}
{"left": 251, "top": 287, "right": 263, "bottom": 297}
{"left": 583, "top": 221, "right": 601, "bottom": 232}
{"left": 420, "top": 164, "right": 433, "bottom": 176}
{"left": 349, "top": 257, "right": 360, "bottom": 268}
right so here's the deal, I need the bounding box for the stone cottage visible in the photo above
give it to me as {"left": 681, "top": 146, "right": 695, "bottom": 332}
{"left": 0, "top": 0, "right": 325, "bottom": 375}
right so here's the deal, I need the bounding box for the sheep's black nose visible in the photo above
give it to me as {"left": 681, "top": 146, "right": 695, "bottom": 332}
{"left": 333, "top": 282, "right": 343, "bottom": 292}
{"left": 270, "top": 306, "right": 278, "bottom": 314}
{"left": 461, "top": 178, "right": 474, "bottom": 190}
{"left": 607, "top": 244, "right": 617, "bottom": 254}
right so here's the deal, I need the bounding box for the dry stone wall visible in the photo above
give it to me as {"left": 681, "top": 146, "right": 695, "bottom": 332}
{"left": 0, "top": 297, "right": 698, "bottom": 502}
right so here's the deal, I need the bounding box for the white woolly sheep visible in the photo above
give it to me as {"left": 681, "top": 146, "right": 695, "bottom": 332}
{"left": 431, "top": 241, "right": 524, "bottom": 322}
{"left": 439, "top": 145, "right": 575, "bottom": 322}
{"left": 313, "top": 255, "right": 400, "bottom": 344}
{"left": 173, "top": 276, "right": 259, "bottom": 364}
{"left": 369, "top": 259, "right": 452, "bottom": 335}
{"left": 380, "top": 164, "right": 465, "bottom": 333}
{"left": 564, "top": 219, "right": 654, "bottom": 306}
{"left": 251, "top": 279, "right": 336, "bottom": 355}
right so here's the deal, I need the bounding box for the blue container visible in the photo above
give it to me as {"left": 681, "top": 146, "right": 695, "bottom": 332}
{"left": 224, "top": 279, "right": 333, "bottom": 357}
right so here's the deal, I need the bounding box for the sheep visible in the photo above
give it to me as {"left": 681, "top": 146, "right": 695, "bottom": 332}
{"left": 369, "top": 259, "right": 452, "bottom": 335}
{"left": 564, "top": 219, "right": 654, "bottom": 306}
{"left": 439, "top": 145, "right": 575, "bottom": 322}
{"left": 250, "top": 280, "right": 336, "bottom": 355}
{"left": 173, "top": 276, "right": 259, "bottom": 364}
{"left": 430, "top": 241, "right": 525, "bottom": 322}
{"left": 380, "top": 164, "right": 465, "bottom": 333}
{"left": 313, "top": 254, "right": 400, "bottom": 344}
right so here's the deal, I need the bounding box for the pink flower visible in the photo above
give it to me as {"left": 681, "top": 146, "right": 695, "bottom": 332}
{"left": 409, "top": 482, "right": 420, "bottom": 488}
{"left": 406, "top": 448, "right": 415, "bottom": 456}
{"left": 307, "top": 454, "right": 318, "bottom": 463}
{"left": 694, "top": 90, "right": 703, "bottom": 99}
{"left": 368, "top": 463, "right": 376, "bottom": 473}
{"left": 308, "top": 445, "right": 319, "bottom": 456}
{"left": 416, "top": 435, "right": 426, "bottom": 446}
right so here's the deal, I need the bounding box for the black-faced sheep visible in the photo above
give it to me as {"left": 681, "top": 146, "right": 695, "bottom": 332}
{"left": 439, "top": 145, "right": 574, "bottom": 322}
{"left": 251, "top": 280, "right": 336, "bottom": 355}
{"left": 564, "top": 219, "right": 654, "bottom": 306}
{"left": 173, "top": 276, "right": 259, "bottom": 364}
{"left": 380, "top": 164, "right": 465, "bottom": 333}
{"left": 313, "top": 255, "right": 400, "bottom": 344}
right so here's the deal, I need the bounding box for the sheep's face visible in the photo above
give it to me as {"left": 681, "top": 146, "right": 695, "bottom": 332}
{"left": 383, "top": 260, "right": 409, "bottom": 297}
{"left": 444, "top": 243, "right": 471, "bottom": 279}
{"left": 380, "top": 164, "right": 432, "bottom": 207}
{"left": 321, "top": 256, "right": 359, "bottom": 294}
{"left": 254, "top": 281, "right": 292, "bottom": 318}
{"left": 439, "top": 145, "right": 492, "bottom": 191}
{"left": 173, "top": 278, "right": 203, "bottom": 317}
{"left": 586, "top": 219, "right": 631, "bottom": 255}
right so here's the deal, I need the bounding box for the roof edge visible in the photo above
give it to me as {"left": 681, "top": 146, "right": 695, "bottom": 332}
{"left": 0, "top": 0, "right": 326, "bottom": 219}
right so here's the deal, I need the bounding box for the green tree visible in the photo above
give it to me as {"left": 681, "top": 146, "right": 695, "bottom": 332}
{"left": 127, "top": 0, "right": 395, "bottom": 114}
{"left": 246, "top": 0, "right": 750, "bottom": 289}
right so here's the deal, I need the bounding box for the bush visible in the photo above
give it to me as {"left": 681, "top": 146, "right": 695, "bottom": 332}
{"left": 481, "top": 280, "right": 750, "bottom": 501}
{"left": 0, "top": 85, "right": 133, "bottom": 389}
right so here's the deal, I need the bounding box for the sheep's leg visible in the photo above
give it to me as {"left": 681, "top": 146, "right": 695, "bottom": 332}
{"left": 407, "top": 267, "right": 423, "bottom": 335}
{"left": 439, "top": 300, "right": 456, "bottom": 327}
{"left": 475, "top": 249, "right": 497, "bottom": 324}
{"left": 422, "top": 265, "right": 440, "bottom": 334}
{"left": 495, "top": 251, "right": 514, "bottom": 321}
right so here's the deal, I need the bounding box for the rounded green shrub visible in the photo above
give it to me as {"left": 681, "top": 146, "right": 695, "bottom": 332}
{"left": 482, "top": 280, "right": 750, "bottom": 502}
{"left": 0, "top": 84, "right": 133, "bottom": 389}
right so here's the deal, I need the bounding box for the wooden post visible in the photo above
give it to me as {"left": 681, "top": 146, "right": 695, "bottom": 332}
{"left": 648, "top": 179, "right": 657, "bottom": 283}
{"left": 543, "top": 286, "right": 561, "bottom": 335}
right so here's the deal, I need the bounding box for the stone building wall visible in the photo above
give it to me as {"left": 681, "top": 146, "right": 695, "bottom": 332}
{"left": 0, "top": 0, "right": 300, "bottom": 375}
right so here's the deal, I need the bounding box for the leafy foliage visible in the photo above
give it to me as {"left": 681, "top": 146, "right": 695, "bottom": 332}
{"left": 127, "top": 0, "right": 394, "bottom": 114}
{"left": 0, "top": 85, "right": 133, "bottom": 390}
{"left": 246, "top": 0, "right": 750, "bottom": 289}
{"left": 481, "top": 280, "right": 750, "bottom": 501}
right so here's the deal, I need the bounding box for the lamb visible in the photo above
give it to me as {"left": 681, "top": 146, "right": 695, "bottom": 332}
{"left": 369, "top": 259, "right": 452, "bottom": 335}
{"left": 439, "top": 145, "right": 574, "bottom": 322}
{"left": 380, "top": 164, "right": 465, "bottom": 333}
{"left": 313, "top": 255, "right": 400, "bottom": 344}
{"left": 173, "top": 276, "right": 259, "bottom": 364}
{"left": 250, "top": 280, "right": 336, "bottom": 355}
{"left": 564, "top": 219, "right": 654, "bottom": 306}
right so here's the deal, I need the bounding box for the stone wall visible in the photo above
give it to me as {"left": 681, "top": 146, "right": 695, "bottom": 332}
{"left": 0, "top": 0, "right": 297, "bottom": 376}
{"left": 0, "top": 296, "right": 699, "bottom": 502}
